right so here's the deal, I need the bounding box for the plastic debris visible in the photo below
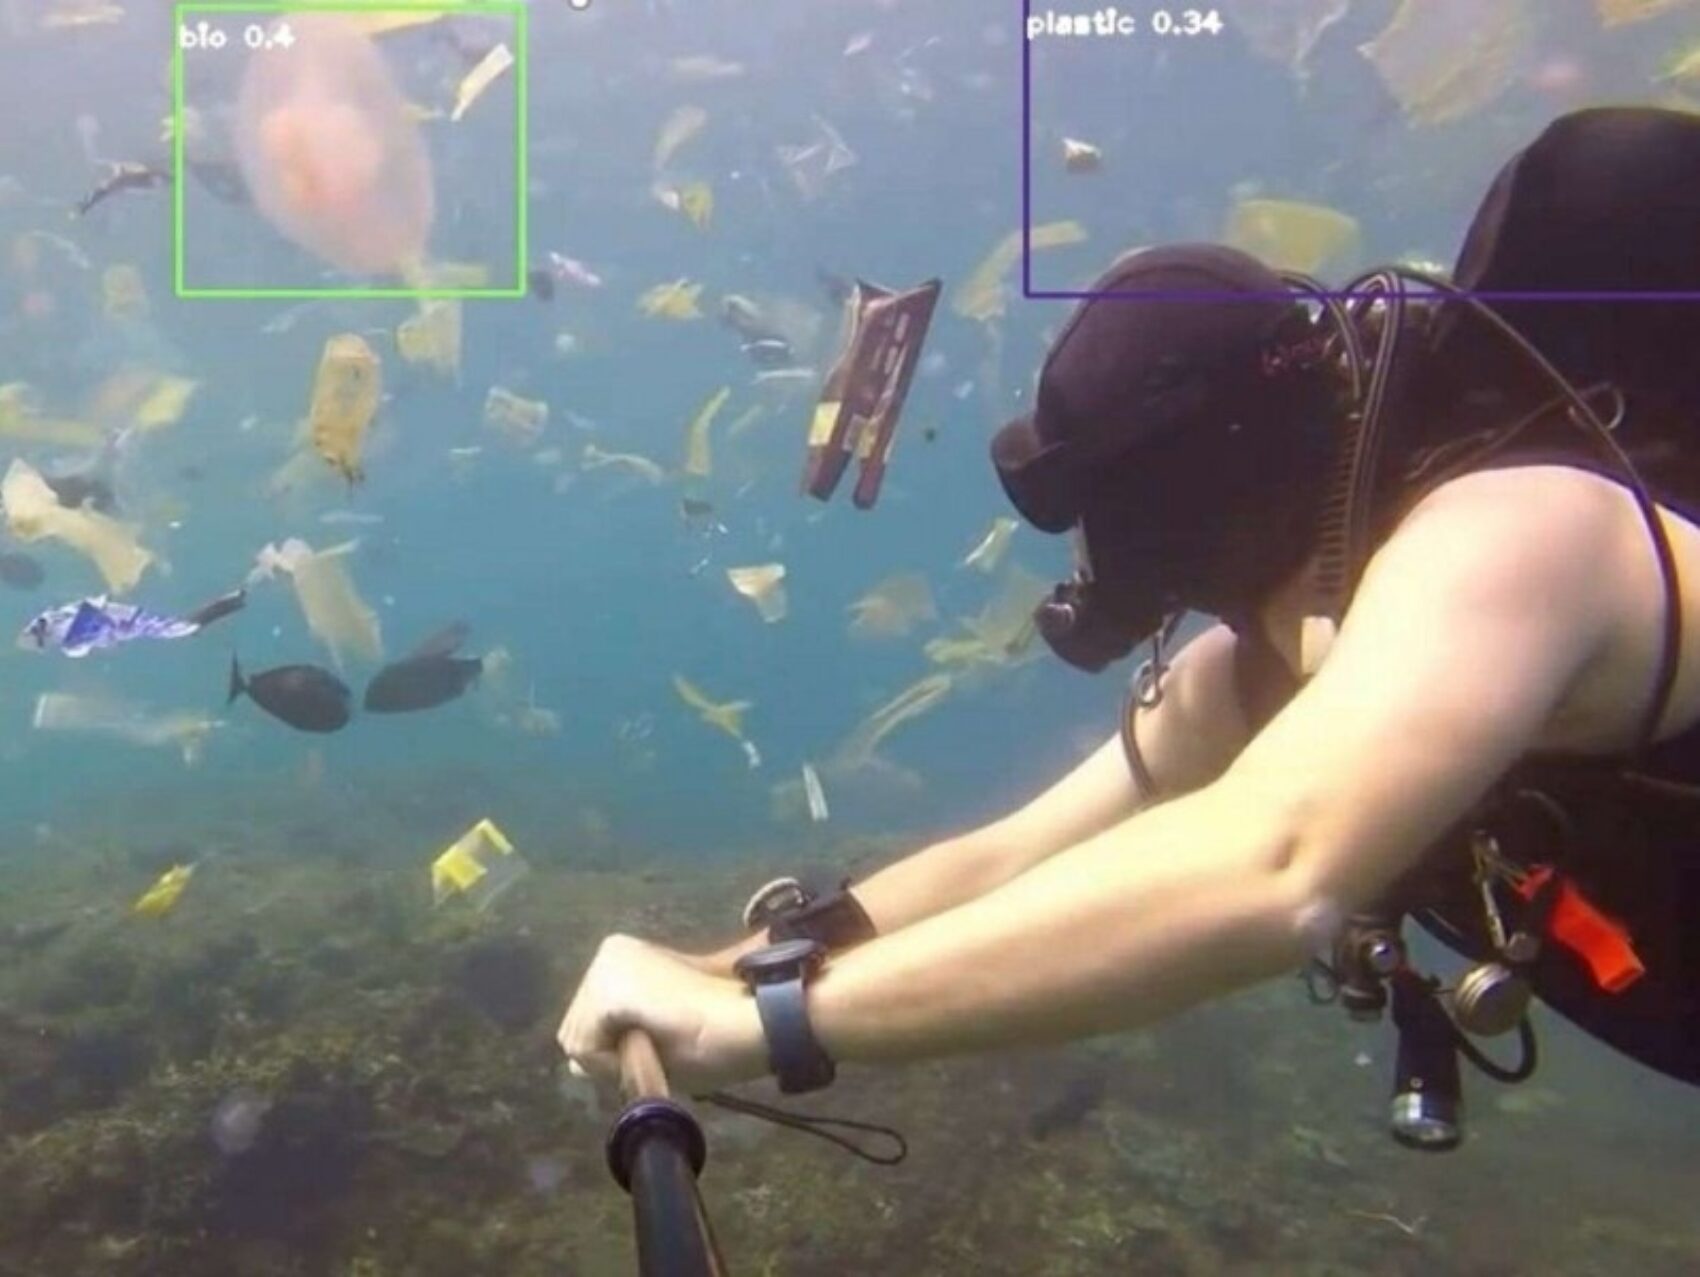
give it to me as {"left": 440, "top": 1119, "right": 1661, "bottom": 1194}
{"left": 133, "top": 864, "right": 195, "bottom": 918}
{"left": 0, "top": 384, "right": 99, "bottom": 448}
{"left": 653, "top": 105, "right": 708, "bottom": 171}
{"left": 397, "top": 300, "right": 463, "bottom": 379}
{"left": 848, "top": 572, "right": 937, "bottom": 639}
{"left": 1234, "top": 0, "right": 1351, "bottom": 79}
{"left": 234, "top": 13, "right": 434, "bottom": 276}
{"left": 683, "top": 385, "right": 731, "bottom": 477}
{"left": 667, "top": 55, "right": 745, "bottom": 82}
{"left": 582, "top": 444, "right": 667, "bottom": 484}
{"left": 43, "top": 1, "right": 124, "bottom": 29}
{"left": 804, "top": 278, "right": 941, "bottom": 508}
{"left": 726, "top": 563, "right": 787, "bottom": 623}
{"left": 776, "top": 115, "right": 857, "bottom": 201}
{"left": 450, "top": 41, "right": 513, "bottom": 122}
{"left": 802, "top": 762, "right": 830, "bottom": 822}
{"left": 32, "top": 691, "right": 220, "bottom": 765}
{"left": 134, "top": 374, "right": 199, "bottom": 432}
{"left": 1359, "top": 0, "right": 1535, "bottom": 127}
{"left": 1596, "top": 0, "right": 1698, "bottom": 25}
{"left": 307, "top": 333, "right": 382, "bottom": 484}
{"left": 954, "top": 220, "right": 1087, "bottom": 322}
{"left": 484, "top": 386, "right": 549, "bottom": 448}
{"left": 1225, "top": 197, "right": 1363, "bottom": 275}
{"left": 431, "top": 818, "right": 530, "bottom": 911}
{"left": 927, "top": 566, "right": 1048, "bottom": 671}
{"left": 251, "top": 538, "right": 383, "bottom": 668}
{"left": 1061, "top": 137, "right": 1102, "bottom": 173}
{"left": 962, "top": 516, "right": 1019, "bottom": 573}
{"left": 653, "top": 180, "right": 713, "bottom": 230}
{"left": 101, "top": 263, "right": 148, "bottom": 320}
{"left": 836, "top": 673, "right": 953, "bottom": 768}
{"left": 1, "top": 459, "right": 151, "bottom": 592}
{"left": 638, "top": 278, "right": 704, "bottom": 320}
{"left": 673, "top": 673, "right": 752, "bottom": 743}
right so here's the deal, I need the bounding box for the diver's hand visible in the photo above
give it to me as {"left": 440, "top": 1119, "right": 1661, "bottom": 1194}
{"left": 558, "top": 934, "right": 766, "bottom": 1093}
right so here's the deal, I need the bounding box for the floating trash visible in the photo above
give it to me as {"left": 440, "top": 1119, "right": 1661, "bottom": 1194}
{"left": 1, "top": 459, "right": 152, "bottom": 592}
{"left": 954, "top": 220, "right": 1087, "bottom": 322}
{"left": 683, "top": 385, "right": 731, "bottom": 478}
{"left": 962, "top": 516, "right": 1019, "bottom": 573}
{"left": 776, "top": 115, "right": 857, "bottom": 202}
{"left": 1224, "top": 197, "right": 1363, "bottom": 275}
{"left": 397, "top": 300, "right": 462, "bottom": 379}
{"left": 802, "top": 761, "right": 829, "bottom": 823}
{"left": 307, "top": 333, "right": 382, "bottom": 484}
{"left": 484, "top": 386, "right": 549, "bottom": 448}
{"left": 450, "top": 42, "right": 513, "bottom": 122}
{"left": 133, "top": 863, "right": 195, "bottom": 918}
{"left": 654, "top": 104, "right": 708, "bottom": 171}
{"left": 1061, "top": 137, "right": 1102, "bottom": 173}
{"left": 1359, "top": 0, "right": 1535, "bottom": 128}
{"left": 727, "top": 563, "right": 787, "bottom": 623}
{"left": 432, "top": 818, "right": 530, "bottom": 911}
{"left": 638, "top": 278, "right": 704, "bottom": 320}
{"left": 848, "top": 572, "right": 938, "bottom": 640}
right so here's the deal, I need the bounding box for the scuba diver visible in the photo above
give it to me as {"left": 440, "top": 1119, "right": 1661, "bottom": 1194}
{"left": 560, "top": 107, "right": 1700, "bottom": 1147}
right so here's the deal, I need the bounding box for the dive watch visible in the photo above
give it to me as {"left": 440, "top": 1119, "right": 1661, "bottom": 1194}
{"left": 734, "top": 937, "right": 835, "bottom": 1094}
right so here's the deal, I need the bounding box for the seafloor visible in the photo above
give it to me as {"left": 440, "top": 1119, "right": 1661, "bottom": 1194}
{"left": 2, "top": 769, "right": 1697, "bottom": 1277}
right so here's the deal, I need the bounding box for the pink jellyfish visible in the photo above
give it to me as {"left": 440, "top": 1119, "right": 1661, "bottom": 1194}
{"left": 234, "top": 14, "right": 434, "bottom": 277}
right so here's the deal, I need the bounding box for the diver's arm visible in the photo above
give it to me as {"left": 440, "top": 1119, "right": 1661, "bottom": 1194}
{"left": 847, "top": 622, "right": 1250, "bottom": 934}
{"left": 803, "top": 474, "right": 1622, "bottom": 1064}
{"left": 695, "top": 625, "right": 1249, "bottom": 971}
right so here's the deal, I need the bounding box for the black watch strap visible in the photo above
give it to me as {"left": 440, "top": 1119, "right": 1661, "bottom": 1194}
{"left": 752, "top": 975, "right": 835, "bottom": 1094}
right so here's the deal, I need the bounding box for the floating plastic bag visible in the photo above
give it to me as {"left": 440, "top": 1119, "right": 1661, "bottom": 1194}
{"left": 431, "top": 818, "right": 530, "bottom": 910}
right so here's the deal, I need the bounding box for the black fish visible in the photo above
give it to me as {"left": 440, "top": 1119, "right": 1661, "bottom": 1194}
{"left": 527, "top": 267, "right": 556, "bottom": 302}
{"left": 228, "top": 656, "right": 351, "bottom": 734}
{"left": 679, "top": 496, "right": 714, "bottom": 519}
{"left": 363, "top": 623, "right": 482, "bottom": 714}
{"left": 0, "top": 552, "right": 44, "bottom": 590}
{"left": 73, "top": 161, "right": 168, "bottom": 217}
{"left": 43, "top": 473, "right": 116, "bottom": 513}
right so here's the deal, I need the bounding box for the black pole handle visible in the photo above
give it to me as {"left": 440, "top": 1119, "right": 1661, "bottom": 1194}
{"left": 604, "top": 1032, "right": 729, "bottom": 1277}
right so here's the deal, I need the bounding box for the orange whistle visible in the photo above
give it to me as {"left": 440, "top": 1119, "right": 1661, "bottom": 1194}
{"left": 1514, "top": 866, "right": 1645, "bottom": 994}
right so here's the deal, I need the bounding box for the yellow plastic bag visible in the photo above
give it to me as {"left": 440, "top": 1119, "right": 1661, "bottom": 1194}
{"left": 308, "top": 333, "right": 382, "bottom": 485}
{"left": 134, "top": 864, "right": 195, "bottom": 917}
{"left": 431, "top": 818, "right": 530, "bottom": 910}
{"left": 397, "top": 300, "right": 462, "bottom": 379}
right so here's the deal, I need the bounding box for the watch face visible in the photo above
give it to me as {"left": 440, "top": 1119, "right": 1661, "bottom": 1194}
{"left": 736, "top": 937, "right": 825, "bottom": 981}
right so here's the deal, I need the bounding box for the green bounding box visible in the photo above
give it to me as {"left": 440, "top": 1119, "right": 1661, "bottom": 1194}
{"left": 172, "top": 2, "right": 528, "bottom": 299}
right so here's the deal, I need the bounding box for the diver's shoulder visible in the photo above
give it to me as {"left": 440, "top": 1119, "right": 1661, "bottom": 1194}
{"left": 1395, "top": 463, "right": 1633, "bottom": 546}
{"left": 1366, "top": 464, "right": 1634, "bottom": 619}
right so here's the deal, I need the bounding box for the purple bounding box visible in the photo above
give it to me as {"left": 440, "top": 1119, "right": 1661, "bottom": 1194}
{"left": 1020, "top": 0, "right": 1700, "bottom": 303}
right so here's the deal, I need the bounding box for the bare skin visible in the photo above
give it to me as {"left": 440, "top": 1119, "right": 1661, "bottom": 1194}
{"left": 560, "top": 464, "right": 1700, "bottom": 1091}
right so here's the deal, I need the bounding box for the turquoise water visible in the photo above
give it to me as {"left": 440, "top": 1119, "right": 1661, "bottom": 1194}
{"left": 1, "top": 1, "right": 1699, "bottom": 1273}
